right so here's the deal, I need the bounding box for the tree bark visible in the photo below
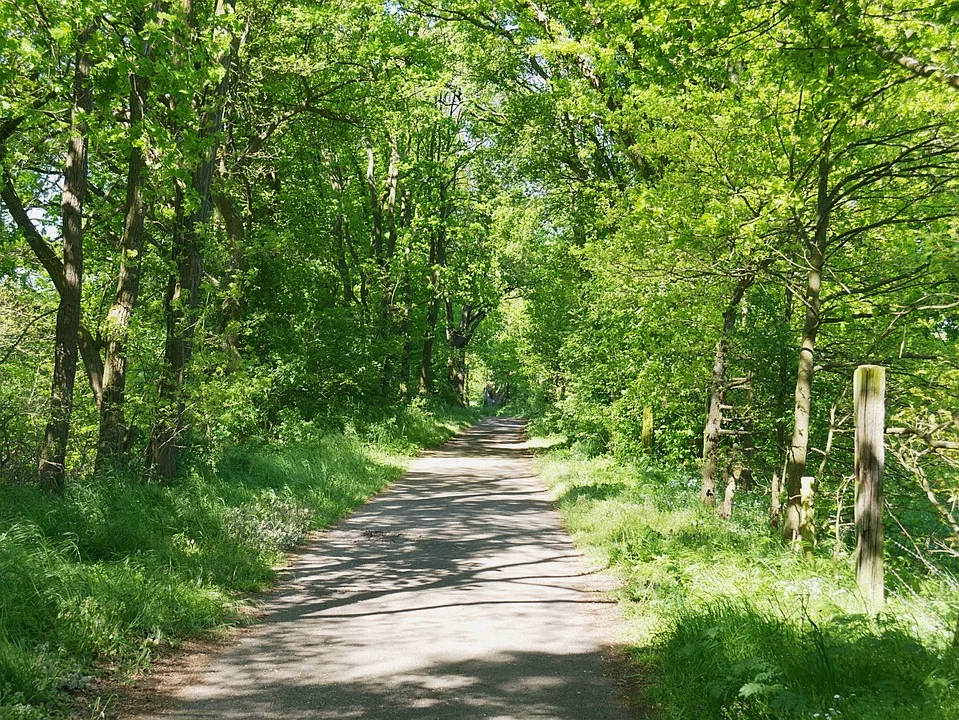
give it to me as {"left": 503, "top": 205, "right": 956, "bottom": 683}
{"left": 419, "top": 205, "right": 447, "bottom": 395}
{"left": 398, "top": 246, "right": 413, "bottom": 398}
{"left": 770, "top": 470, "right": 782, "bottom": 533}
{"left": 366, "top": 144, "right": 384, "bottom": 262}
{"left": 152, "top": 182, "right": 204, "bottom": 480}
{"left": 445, "top": 302, "right": 487, "bottom": 404}
{"left": 327, "top": 163, "right": 355, "bottom": 305}
{"left": 701, "top": 273, "right": 755, "bottom": 505}
{"left": 152, "top": 0, "right": 238, "bottom": 481}
{"left": 420, "top": 283, "right": 439, "bottom": 394}
{"left": 720, "top": 467, "right": 735, "bottom": 520}
{"left": 775, "top": 286, "right": 794, "bottom": 459}
{"left": 38, "top": 42, "right": 93, "bottom": 492}
{"left": 97, "top": 56, "right": 150, "bottom": 469}
{"left": 782, "top": 146, "right": 831, "bottom": 554}
{"left": 641, "top": 405, "right": 654, "bottom": 450}
{"left": 212, "top": 192, "right": 245, "bottom": 370}
{"left": 871, "top": 43, "right": 959, "bottom": 91}
{"left": 363, "top": 140, "right": 402, "bottom": 392}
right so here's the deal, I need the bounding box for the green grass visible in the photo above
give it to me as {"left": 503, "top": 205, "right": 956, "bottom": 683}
{"left": 534, "top": 447, "right": 959, "bottom": 720}
{"left": 0, "top": 401, "right": 479, "bottom": 720}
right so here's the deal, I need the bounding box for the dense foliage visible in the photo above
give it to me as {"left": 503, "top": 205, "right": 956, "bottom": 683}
{"left": 1, "top": 0, "right": 958, "bottom": 717}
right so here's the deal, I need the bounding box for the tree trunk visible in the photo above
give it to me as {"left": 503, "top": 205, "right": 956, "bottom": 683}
{"left": 385, "top": 139, "right": 399, "bottom": 259}
{"left": 419, "top": 292, "right": 439, "bottom": 394}
{"left": 398, "top": 247, "right": 413, "bottom": 398}
{"left": 366, "top": 145, "right": 384, "bottom": 261}
{"left": 151, "top": 0, "right": 238, "bottom": 481}
{"left": 212, "top": 192, "right": 246, "bottom": 370}
{"left": 419, "top": 213, "right": 446, "bottom": 395}
{"left": 444, "top": 301, "right": 486, "bottom": 405}
{"left": 739, "top": 386, "right": 755, "bottom": 492}
{"left": 702, "top": 273, "right": 755, "bottom": 505}
{"left": 770, "top": 470, "right": 782, "bottom": 533}
{"left": 445, "top": 297, "right": 465, "bottom": 403}
{"left": 380, "top": 141, "right": 401, "bottom": 392}
{"left": 327, "top": 163, "right": 355, "bottom": 305}
{"left": 152, "top": 181, "right": 205, "bottom": 480}
{"left": 775, "top": 286, "right": 794, "bottom": 458}
{"left": 642, "top": 405, "right": 654, "bottom": 450}
{"left": 38, "top": 43, "right": 93, "bottom": 492}
{"left": 782, "top": 148, "right": 831, "bottom": 554}
{"left": 97, "top": 60, "right": 150, "bottom": 469}
{"left": 720, "top": 467, "right": 735, "bottom": 520}
{"left": 447, "top": 346, "right": 467, "bottom": 403}
{"left": 364, "top": 140, "right": 401, "bottom": 393}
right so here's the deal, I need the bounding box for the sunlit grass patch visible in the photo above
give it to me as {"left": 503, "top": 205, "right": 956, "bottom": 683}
{"left": 534, "top": 447, "right": 959, "bottom": 719}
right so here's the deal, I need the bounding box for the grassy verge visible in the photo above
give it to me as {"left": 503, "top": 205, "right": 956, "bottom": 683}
{"left": 533, "top": 446, "right": 959, "bottom": 720}
{"left": 0, "top": 401, "right": 479, "bottom": 720}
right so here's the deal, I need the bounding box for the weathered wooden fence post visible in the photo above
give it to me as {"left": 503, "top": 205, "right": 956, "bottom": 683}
{"left": 854, "top": 364, "right": 886, "bottom": 609}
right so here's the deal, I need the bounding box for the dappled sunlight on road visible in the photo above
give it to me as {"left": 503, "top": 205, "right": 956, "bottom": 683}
{"left": 149, "top": 417, "right": 628, "bottom": 720}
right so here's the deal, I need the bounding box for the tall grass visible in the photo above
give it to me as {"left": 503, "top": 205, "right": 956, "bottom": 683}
{"left": 0, "top": 401, "right": 478, "bottom": 720}
{"left": 534, "top": 448, "right": 959, "bottom": 720}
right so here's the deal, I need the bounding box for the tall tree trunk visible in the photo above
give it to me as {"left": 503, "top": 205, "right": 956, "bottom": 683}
{"left": 212, "top": 192, "right": 246, "bottom": 370}
{"left": 642, "top": 405, "right": 654, "bottom": 450}
{"left": 720, "top": 467, "right": 736, "bottom": 520}
{"left": 701, "top": 272, "right": 755, "bottom": 505}
{"left": 328, "top": 158, "right": 366, "bottom": 312}
{"left": 419, "top": 205, "right": 447, "bottom": 395}
{"left": 38, "top": 42, "right": 93, "bottom": 492}
{"left": 397, "top": 188, "right": 413, "bottom": 397}
{"left": 327, "top": 163, "right": 355, "bottom": 305}
{"left": 770, "top": 470, "right": 782, "bottom": 533}
{"left": 447, "top": 353, "right": 466, "bottom": 401}
{"left": 366, "top": 145, "right": 384, "bottom": 261}
{"left": 445, "top": 302, "right": 487, "bottom": 405}
{"left": 782, "top": 146, "right": 831, "bottom": 553}
{"left": 152, "top": 182, "right": 204, "bottom": 480}
{"left": 369, "top": 139, "right": 400, "bottom": 393}
{"left": 385, "top": 139, "right": 399, "bottom": 259}
{"left": 419, "top": 286, "right": 439, "bottom": 395}
{"left": 152, "top": 0, "right": 238, "bottom": 480}
{"left": 398, "top": 247, "right": 413, "bottom": 399}
{"left": 775, "top": 285, "right": 794, "bottom": 461}
{"left": 97, "top": 55, "right": 150, "bottom": 469}
{"left": 739, "top": 386, "right": 754, "bottom": 491}
{"left": 445, "top": 296, "right": 462, "bottom": 402}
{"left": 446, "top": 343, "right": 467, "bottom": 403}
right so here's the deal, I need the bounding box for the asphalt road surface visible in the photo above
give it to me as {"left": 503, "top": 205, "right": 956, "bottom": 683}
{"left": 146, "top": 417, "right": 630, "bottom": 720}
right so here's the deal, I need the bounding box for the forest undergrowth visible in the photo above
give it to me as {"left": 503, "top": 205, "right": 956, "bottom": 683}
{"left": 532, "top": 434, "right": 959, "bottom": 720}
{"left": 0, "top": 401, "right": 478, "bottom": 720}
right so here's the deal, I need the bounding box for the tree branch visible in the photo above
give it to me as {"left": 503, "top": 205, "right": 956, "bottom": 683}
{"left": 873, "top": 43, "right": 959, "bottom": 91}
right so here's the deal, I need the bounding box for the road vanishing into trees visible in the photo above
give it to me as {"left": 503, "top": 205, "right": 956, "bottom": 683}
{"left": 142, "top": 418, "right": 630, "bottom": 720}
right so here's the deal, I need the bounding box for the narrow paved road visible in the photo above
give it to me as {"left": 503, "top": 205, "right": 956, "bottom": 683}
{"left": 148, "top": 417, "right": 630, "bottom": 719}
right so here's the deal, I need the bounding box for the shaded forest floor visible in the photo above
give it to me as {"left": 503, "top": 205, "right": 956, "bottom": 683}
{"left": 531, "top": 438, "right": 959, "bottom": 720}
{"left": 0, "top": 402, "right": 479, "bottom": 720}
